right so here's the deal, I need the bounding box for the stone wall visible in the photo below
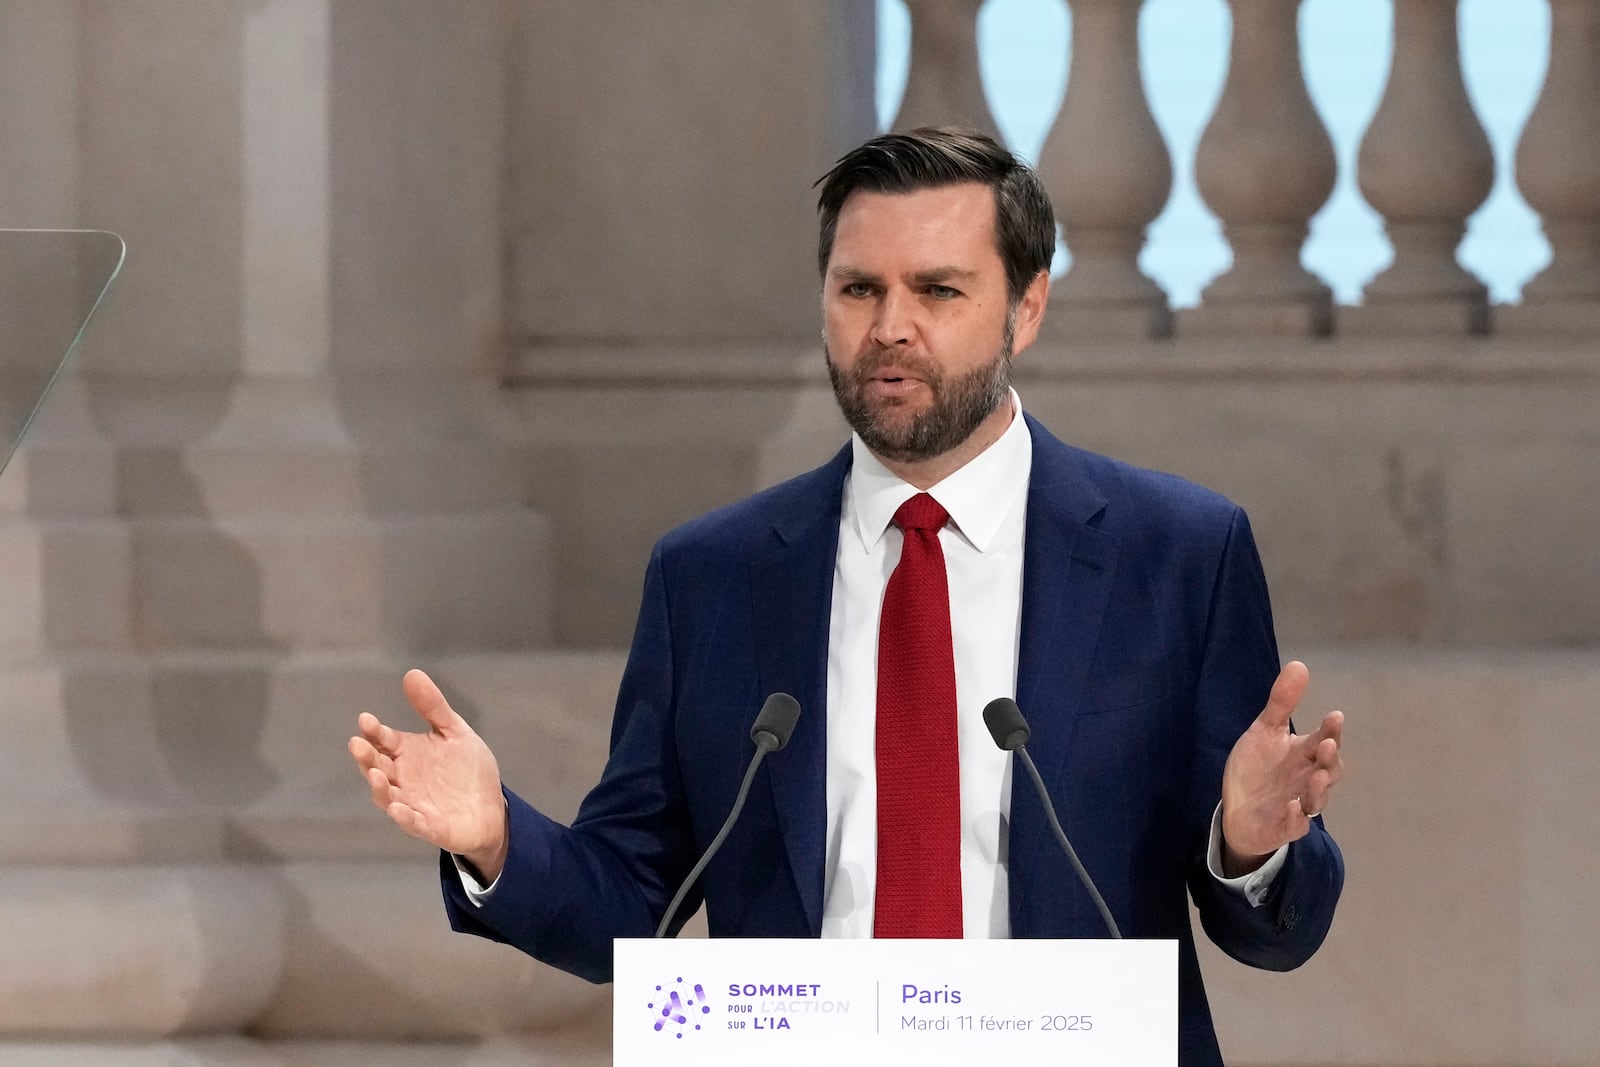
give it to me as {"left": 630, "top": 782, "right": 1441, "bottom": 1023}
{"left": 504, "top": 336, "right": 1600, "bottom": 650}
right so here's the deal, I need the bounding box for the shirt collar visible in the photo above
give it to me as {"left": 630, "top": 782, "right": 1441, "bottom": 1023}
{"left": 848, "top": 389, "right": 1033, "bottom": 554}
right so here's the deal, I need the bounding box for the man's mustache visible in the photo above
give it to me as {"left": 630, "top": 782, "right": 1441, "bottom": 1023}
{"left": 841, "top": 349, "right": 943, "bottom": 385}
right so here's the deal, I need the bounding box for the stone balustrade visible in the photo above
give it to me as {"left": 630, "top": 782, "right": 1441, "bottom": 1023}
{"left": 886, "top": 0, "right": 1600, "bottom": 338}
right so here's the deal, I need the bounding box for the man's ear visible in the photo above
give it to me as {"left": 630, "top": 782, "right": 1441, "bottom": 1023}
{"left": 1009, "top": 270, "right": 1050, "bottom": 356}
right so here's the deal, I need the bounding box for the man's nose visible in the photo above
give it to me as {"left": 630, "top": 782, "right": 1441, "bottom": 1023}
{"left": 869, "top": 289, "right": 915, "bottom": 347}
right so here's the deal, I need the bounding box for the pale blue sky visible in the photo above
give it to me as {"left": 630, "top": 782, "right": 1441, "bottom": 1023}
{"left": 876, "top": 0, "right": 1551, "bottom": 306}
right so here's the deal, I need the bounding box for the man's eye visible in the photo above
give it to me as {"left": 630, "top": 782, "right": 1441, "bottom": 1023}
{"left": 927, "top": 285, "right": 960, "bottom": 299}
{"left": 843, "top": 282, "right": 874, "bottom": 298}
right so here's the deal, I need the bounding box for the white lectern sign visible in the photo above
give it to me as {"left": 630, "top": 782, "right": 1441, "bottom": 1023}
{"left": 614, "top": 937, "right": 1176, "bottom": 1066}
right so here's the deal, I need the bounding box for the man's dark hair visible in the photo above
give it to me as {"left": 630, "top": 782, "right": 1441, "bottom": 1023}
{"left": 813, "top": 126, "right": 1055, "bottom": 307}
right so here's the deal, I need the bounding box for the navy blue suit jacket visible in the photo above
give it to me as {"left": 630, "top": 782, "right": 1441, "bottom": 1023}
{"left": 443, "top": 415, "right": 1343, "bottom": 1066}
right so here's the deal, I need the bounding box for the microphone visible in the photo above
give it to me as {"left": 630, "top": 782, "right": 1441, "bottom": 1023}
{"left": 654, "top": 692, "right": 801, "bottom": 938}
{"left": 982, "top": 697, "right": 1121, "bottom": 939}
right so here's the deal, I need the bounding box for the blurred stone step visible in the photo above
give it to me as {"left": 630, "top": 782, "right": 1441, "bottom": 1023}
{"left": 0, "top": 376, "right": 118, "bottom": 518}
{"left": 6, "top": 514, "right": 548, "bottom": 658}
{"left": 0, "top": 1037, "right": 607, "bottom": 1066}
{"left": 0, "top": 1043, "right": 604, "bottom": 1067}
{"left": 0, "top": 860, "right": 611, "bottom": 1044}
{"left": 0, "top": 518, "right": 132, "bottom": 654}
{"left": 0, "top": 441, "right": 117, "bottom": 517}
{"left": 0, "top": 507, "right": 554, "bottom": 656}
{"left": 116, "top": 444, "right": 530, "bottom": 519}
{"left": 0, "top": 650, "right": 626, "bottom": 862}
{"left": 129, "top": 512, "right": 553, "bottom": 652}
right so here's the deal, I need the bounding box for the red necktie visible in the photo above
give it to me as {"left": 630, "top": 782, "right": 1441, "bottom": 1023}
{"left": 874, "top": 492, "right": 963, "bottom": 938}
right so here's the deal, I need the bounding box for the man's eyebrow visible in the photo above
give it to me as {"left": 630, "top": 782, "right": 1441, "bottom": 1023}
{"left": 910, "top": 266, "right": 980, "bottom": 284}
{"left": 826, "top": 265, "right": 981, "bottom": 283}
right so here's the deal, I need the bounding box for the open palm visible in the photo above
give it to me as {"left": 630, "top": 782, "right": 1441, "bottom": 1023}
{"left": 348, "top": 668, "right": 507, "bottom": 877}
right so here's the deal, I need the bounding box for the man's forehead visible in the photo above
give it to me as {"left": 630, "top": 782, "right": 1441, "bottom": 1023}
{"left": 830, "top": 182, "right": 1001, "bottom": 262}
{"left": 835, "top": 181, "right": 997, "bottom": 226}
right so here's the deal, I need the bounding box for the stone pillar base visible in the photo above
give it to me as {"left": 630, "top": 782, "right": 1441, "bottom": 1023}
{"left": 1177, "top": 299, "right": 1334, "bottom": 338}
{"left": 0, "top": 652, "right": 625, "bottom": 1045}
{"left": 1339, "top": 298, "right": 1491, "bottom": 335}
{"left": 1495, "top": 301, "right": 1600, "bottom": 335}
{"left": 1040, "top": 304, "right": 1173, "bottom": 342}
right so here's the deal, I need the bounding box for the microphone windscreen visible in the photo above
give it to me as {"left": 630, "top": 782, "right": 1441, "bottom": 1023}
{"left": 750, "top": 692, "right": 802, "bottom": 751}
{"left": 982, "top": 697, "right": 1030, "bottom": 751}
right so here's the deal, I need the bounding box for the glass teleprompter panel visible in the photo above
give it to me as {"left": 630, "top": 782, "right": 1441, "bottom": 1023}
{"left": 0, "top": 228, "right": 124, "bottom": 477}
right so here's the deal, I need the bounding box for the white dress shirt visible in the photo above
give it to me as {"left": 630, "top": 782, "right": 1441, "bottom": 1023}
{"left": 461, "top": 392, "right": 1285, "bottom": 915}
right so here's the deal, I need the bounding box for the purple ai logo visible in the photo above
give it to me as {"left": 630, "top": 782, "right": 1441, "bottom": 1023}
{"left": 647, "top": 976, "right": 712, "bottom": 1038}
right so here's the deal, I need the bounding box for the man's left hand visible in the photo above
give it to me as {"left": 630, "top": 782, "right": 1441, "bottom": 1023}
{"left": 1219, "top": 660, "right": 1345, "bottom": 877}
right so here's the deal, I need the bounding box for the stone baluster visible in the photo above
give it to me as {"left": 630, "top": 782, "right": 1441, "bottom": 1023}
{"left": 1350, "top": 0, "right": 1494, "bottom": 334}
{"left": 1038, "top": 0, "right": 1173, "bottom": 339}
{"left": 1505, "top": 0, "right": 1600, "bottom": 333}
{"left": 1184, "top": 0, "right": 1336, "bottom": 336}
{"left": 892, "top": 0, "right": 1001, "bottom": 140}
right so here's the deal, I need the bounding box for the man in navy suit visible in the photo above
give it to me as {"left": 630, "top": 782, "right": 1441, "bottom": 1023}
{"left": 350, "top": 127, "right": 1345, "bottom": 1066}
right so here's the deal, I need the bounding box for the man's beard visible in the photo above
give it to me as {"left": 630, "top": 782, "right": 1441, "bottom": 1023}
{"left": 825, "top": 318, "right": 1015, "bottom": 465}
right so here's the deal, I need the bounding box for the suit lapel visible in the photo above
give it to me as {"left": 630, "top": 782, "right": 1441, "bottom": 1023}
{"left": 750, "top": 446, "right": 850, "bottom": 936}
{"left": 1012, "top": 417, "right": 1120, "bottom": 904}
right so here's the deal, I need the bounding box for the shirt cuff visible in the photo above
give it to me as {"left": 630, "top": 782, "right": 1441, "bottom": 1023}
{"left": 453, "top": 853, "right": 501, "bottom": 906}
{"left": 1207, "top": 802, "right": 1287, "bottom": 908}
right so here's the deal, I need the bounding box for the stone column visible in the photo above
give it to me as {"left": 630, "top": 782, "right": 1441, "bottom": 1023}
{"left": 507, "top": 1, "right": 876, "bottom": 645}
{"left": 74, "top": 0, "right": 551, "bottom": 659}
{"left": 0, "top": 0, "right": 277, "bottom": 1042}
{"left": 1183, "top": 0, "right": 1337, "bottom": 336}
{"left": 1503, "top": 0, "right": 1600, "bottom": 334}
{"left": 1038, "top": 0, "right": 1173, "bottom": 340}
{"left": 0, "top": 0, "right": 566, "bottom": 1047}
{"left": 1348, "top": 0, "right": 1494, "bottom": 334}
{"left": 509, "top": 1, "right": 876, "bottom": 350}
{"left": 893, "top": 0, "right": 1001, "bottom": 140}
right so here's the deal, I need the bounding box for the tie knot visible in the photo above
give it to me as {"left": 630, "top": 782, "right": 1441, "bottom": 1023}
{"left": 893, "top": 492, "right": 949, "bottom": 533}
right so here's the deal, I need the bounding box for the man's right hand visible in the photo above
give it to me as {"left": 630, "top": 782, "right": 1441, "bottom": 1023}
{"left": 348, "top": 668, "right": 509, "bottom": 883}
